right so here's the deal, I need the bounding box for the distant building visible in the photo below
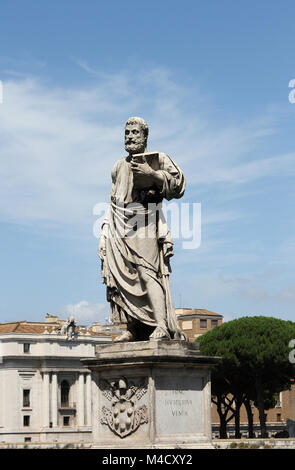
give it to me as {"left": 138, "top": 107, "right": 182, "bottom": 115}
{"left": 0, "top": 315, "right": 111, "bottom": 444}
{"left": 175, "top": 308, "right": 223, "bottom": 341}
{"left": 2, "top": 308, "right": 292, "bottom": 443}
{"left": 211, "top": 386, "right": 295, "bottom": 438}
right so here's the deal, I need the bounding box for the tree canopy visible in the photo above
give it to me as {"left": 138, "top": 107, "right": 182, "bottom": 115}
{"left": 198, "top": 316, "right": 295, "bottom": 437}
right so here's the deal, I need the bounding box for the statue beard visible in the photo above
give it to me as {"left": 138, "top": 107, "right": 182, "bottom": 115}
{"left": 125, "top": 139, "right": 146, "bottom": 155}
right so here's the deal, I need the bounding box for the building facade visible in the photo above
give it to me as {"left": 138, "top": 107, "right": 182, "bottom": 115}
{"left": 0, "top": 317, "right": 111, "bottom": 444}
{"left": 175, "top": 308, "right": 223, "bottom": 341}
{"left": 211, "top": 386, "right": 295, "bottom": 438}
{"left": 1, "top": 309, "right": 294, "bottom": 443}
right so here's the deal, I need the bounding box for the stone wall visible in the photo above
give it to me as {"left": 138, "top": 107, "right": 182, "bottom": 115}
{"left": 1, "top": 438, "right": 295, "bottom": 449}
{"left": 0, "top": 441, "right": 92, "bottom": 449}
{"left": 213, "top": 438, "right": 295, "bottom": 449}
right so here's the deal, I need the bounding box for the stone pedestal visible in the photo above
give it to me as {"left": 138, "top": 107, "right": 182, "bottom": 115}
{"left": 82, "top": 340, "right": 219, "bottom": 449}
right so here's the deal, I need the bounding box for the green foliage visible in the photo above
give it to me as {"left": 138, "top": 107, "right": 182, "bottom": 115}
{"left": 199, "top": 316, "right": 295, "bottom": 361}
{"left": 238, "top": 442, "right": 249, "bottom": 449}
{"left": 198, "top": 316, "right": 295, "bottom": 392}
{"left": 198, "top": 316, "right": 295, "bottom": 436}
{"left": 229, "top": 442, "right": 238, "bottom": 448}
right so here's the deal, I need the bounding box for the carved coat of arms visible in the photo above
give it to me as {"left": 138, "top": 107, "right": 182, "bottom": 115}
{"left": 99, "top": 376, "right": 148, "bottom": 438}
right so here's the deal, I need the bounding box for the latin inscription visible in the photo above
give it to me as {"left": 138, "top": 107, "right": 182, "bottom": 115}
{"left": 164, "top": 385, "right": 193, "bottom": 417}
{"left": 165, "top": 399, "right": 193, "bottom": 416}
{"left": 155, "top": 375, "right": 203, "bottom": 435}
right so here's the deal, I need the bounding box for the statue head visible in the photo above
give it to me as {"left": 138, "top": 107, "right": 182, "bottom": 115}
{"left": 124, "top": 116, "right": 149, "bottom": 155}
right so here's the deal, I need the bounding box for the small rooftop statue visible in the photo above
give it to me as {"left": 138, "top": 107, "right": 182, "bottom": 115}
{"left": 60, "top": 316, "right": 77, "bottom": 341}
{"left": 99, "top": 117, "right": 186, "bottom": 342}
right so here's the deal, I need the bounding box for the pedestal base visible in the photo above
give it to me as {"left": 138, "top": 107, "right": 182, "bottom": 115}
{"left": 82, "top": 340, "right": 219, "bottom": 449}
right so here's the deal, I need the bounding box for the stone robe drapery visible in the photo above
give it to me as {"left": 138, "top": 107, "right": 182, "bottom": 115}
{"left": 101, "top": 152, "right": 185, "bottom": 339}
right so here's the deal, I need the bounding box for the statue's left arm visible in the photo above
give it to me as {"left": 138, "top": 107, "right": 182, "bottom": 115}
{"left": 157, "top": 153, "right": 185, "bottom": 201}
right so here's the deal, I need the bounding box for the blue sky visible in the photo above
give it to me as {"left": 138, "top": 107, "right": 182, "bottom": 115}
{"left": 0, "top": 0, "right": 294, "bottom": 325}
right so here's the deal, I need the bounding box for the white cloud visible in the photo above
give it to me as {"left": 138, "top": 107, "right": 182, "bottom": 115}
{"left": 64, "top": 300, "right": 109, "bottom": 325}
{"left": 0, "top": 66, "right": 293, "bottom": 236}
{"left": 189, "top": 273, "right": 295, "bottom": 306}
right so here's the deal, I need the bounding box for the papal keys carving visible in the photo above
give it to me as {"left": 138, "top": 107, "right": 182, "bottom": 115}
{"left": 99, "top": 376, "right": 148, "bottom": 438}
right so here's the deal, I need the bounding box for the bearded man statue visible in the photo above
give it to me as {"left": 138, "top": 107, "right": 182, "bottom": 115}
{"left": 98, "top": 117, "right": 186, "bottom": 342}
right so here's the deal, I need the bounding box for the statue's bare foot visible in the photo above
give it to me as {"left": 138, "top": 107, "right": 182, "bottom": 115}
{"left": 149, "top": 323, "right": 170, "bottom": 340}
{"left": 114, "top": 330, "right": 134, "bottom": 342}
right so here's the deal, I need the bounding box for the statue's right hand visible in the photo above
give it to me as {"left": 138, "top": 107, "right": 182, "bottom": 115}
{"left": 98, "top": 235, "right": 106, "bottom": 260}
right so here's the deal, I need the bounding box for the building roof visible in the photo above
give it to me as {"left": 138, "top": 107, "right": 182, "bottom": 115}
{"left": 175, "top": 308, "right": 223, "bottom": 318}
{"left": 0, "top": 320, "right": 109, "bottom": 337}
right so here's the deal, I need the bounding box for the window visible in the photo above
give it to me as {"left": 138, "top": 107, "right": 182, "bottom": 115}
{"left": 277, "top": 413, "right": 281, "bottom": 422}
{"left": 200, "top": 319, "right": 207, "bottom": 329}
{"left": 63, "top": 416, "right": 70, "bottom": 426}
{"left": 24, "top": 437, "right": 31, "bottom": 443}
{"left": 211, "top": 319, "right": 218, "bottom": 328}
{"left": 23, "top": 415, "right": 30, "bottom": 427}
{"left": 276, "top": 392, "right": 282, "bottom": 408}
{"left": 23, "top": 343, "right": 30, "bottom": 353}
{"left": 181, "top": 320, "right": 192, "bottom": 330}
{"left": 23, "top": 389, "right": 30, "bottom": 407}
{"left": 61, "top": 380, "right": 70, "bottom": 407}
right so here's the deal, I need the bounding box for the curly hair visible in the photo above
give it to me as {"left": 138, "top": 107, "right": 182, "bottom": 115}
{"left": 125, "top": 116, "right": 149, "bottom": 138}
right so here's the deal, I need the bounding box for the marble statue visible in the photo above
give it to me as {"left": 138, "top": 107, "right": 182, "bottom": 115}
{"left": 60, "top": 316, "right": 77, "bottom": 340}
{"left": 99, "top": 116, "right": 186, "bottom": 342}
